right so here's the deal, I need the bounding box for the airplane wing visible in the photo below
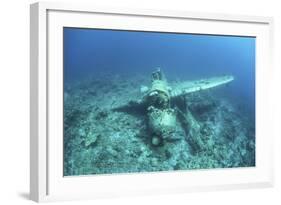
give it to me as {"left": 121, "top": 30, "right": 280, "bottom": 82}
{"left": 170, "top": 75, "right": 234, "bottom": 98}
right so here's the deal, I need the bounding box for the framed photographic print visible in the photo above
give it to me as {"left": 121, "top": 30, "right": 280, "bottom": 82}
{"left": 30, "top": 2, "right": 274, "bottom": 202}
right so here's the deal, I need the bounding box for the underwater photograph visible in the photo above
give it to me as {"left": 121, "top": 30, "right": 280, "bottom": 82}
{"left": 63, "top": 27, "right": 256, "bottom": 176}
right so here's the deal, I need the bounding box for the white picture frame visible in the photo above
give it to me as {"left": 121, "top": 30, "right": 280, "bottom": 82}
{"left": 30, "top": 2, "right": 274, "bottom": 202}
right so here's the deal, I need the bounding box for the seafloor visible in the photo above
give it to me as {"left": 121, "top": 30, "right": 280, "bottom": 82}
{"left": 63, "top": 73, "right": 255, "bottom": 176}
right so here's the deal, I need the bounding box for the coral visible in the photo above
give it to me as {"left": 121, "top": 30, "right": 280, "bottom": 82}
{"left": 63, "top": 74, "right": 255, "bottom": 176}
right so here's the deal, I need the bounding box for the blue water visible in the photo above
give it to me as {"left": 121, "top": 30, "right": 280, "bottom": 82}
{"left": 64, "top": 28, "right": 255, "bottom": 115}
{"left": 63, "top": 27, "right": 256, "bottom": 175}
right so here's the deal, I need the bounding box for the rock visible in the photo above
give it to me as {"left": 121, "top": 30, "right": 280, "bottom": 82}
{"left": 151, "top": 136, "right": 161, "bottom": 146}
{"left": 106, "top": 147, "right": 118, "bottom": 157}
{"left": 84, "top": 132, "right": 99, "bottom": 147}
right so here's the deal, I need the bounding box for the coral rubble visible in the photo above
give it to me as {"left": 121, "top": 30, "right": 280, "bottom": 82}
{"left": 63, "top": 74, "right": 255, "bottom": 176}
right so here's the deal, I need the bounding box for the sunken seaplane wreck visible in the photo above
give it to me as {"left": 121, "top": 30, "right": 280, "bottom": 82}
{"left": 113, "top": 68, "right": 234, "bottom": 151}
